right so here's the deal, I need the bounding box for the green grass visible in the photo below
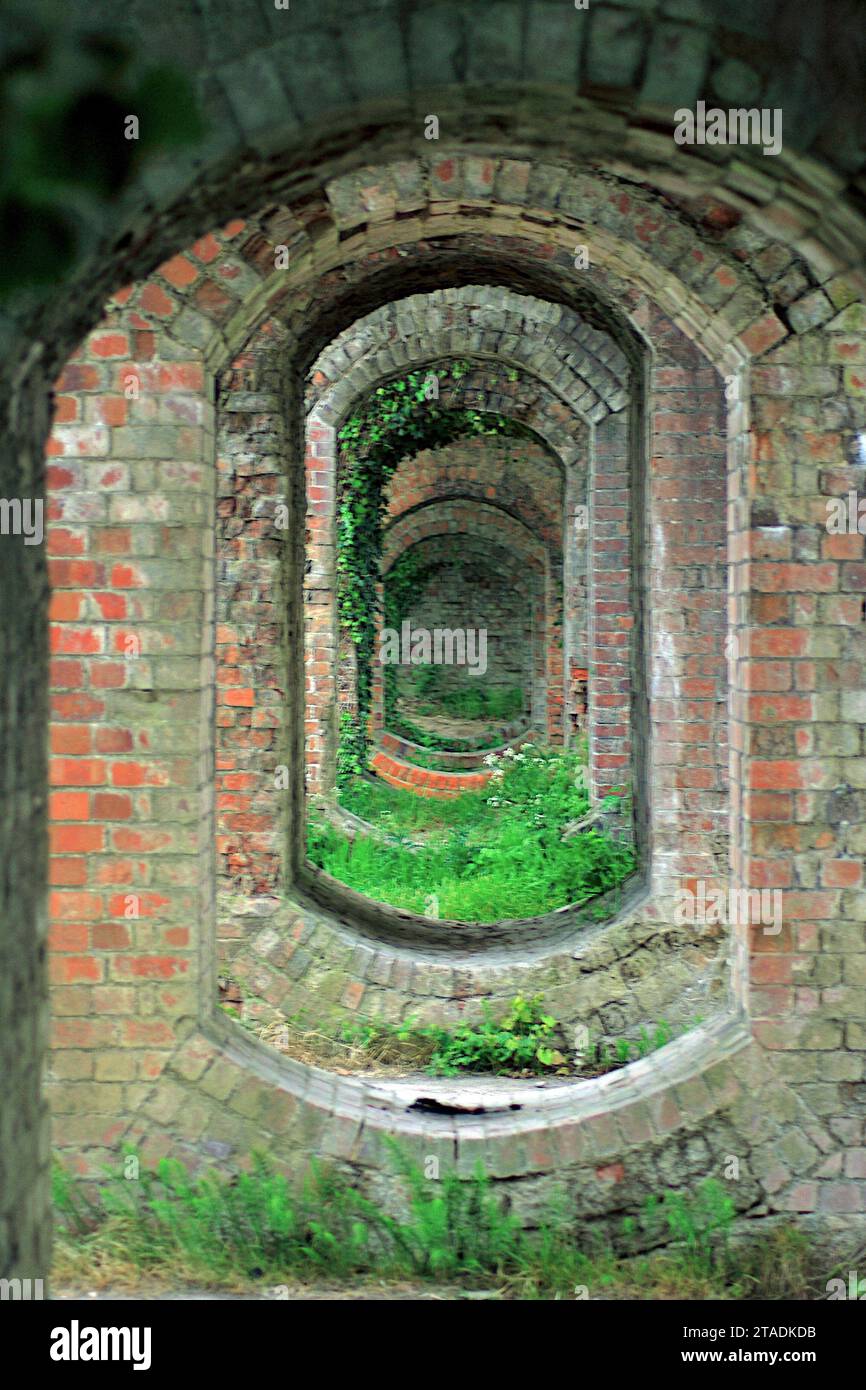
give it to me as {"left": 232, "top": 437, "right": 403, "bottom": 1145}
{"left": 52, "top": 1147, "right": 818, "bottom": 1300}
{"left": 415, "top": 683, "right": 525, "bottom": 722}
{"left": 387, "top": 673, "right": 527, "bottom": 751}
{"left": 309, "top": 745, "right": 636, "bottom": 922}
{"left": 402, "top": 670, "right": 525, "bottom": 724}
{"left": 338, "top": 773, "right": 484, "bottom": 831}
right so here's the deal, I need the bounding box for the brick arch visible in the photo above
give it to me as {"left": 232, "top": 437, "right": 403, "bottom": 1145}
{"left": 306, "top": 365, "right": 597, "bottom": 794}
{"left": 312, "top": 343, "right": 594, "bottom": 473}
{"left": 22, "top": 6, "right": 865, "bottom": 387}
{"left": 75, "top": 158, "right": 805, "bottom": 401}
{"left": 303, "top": 292, "right": 633, "bottom": 798}
{"left": 31, "top": 128, "right": 866, "bottom": 1251}
{"left": 383, "top": 499, "right": 547, "bottom": 574}
{"left": 66, "top": 152, "right": 820, "bottom": 404}
{"left": 209, "top": 215, "right": 678, "bottom": 900}
{"left": 308, "top": 284, "right": 631, "bottom": 427}
{"left": 4, "top": 0, "right": 866, "bottom": 1286}
{"left": 381, "top": 440, "right": 566, "bottom": 744}
{"left": 377, "top": 504, "right": 553, "bottom": 745}
{"left": 44, "top": 187, "right": 733, "bottom": 1066}
{"left": 173, "top": 174, "right": 803, "bottom": 915}
{"left": 17, "top": 5, "right": 861, "bottom": 443}
{"left": 386, "top": 434, "right": 564, "bottom": 555}
{"left": 308, "top": 347, "right": 583, "bottom": 788}
{"left": 302, "top": 278, "right": 639, "bottom": 797}
{"left": 232, "top": 213, "right": 735, "bottom": 911}
{"left": 382, "top": 525, "right": 543, "bottom": 724}
{"left": 383, "top": 524, "right": 543, "bottom": 589}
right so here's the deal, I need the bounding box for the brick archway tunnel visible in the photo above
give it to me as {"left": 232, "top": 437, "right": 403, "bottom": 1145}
{"left": 4, "top": 0, "right": 866, "bottom": 1282}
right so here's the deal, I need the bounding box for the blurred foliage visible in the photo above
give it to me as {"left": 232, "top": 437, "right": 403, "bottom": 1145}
{"left": 0, "top": 2, "right": 204, "bottom": 298}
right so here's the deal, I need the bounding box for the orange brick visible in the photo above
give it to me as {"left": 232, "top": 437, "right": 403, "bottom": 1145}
{"left": 49, "top": 891, "right": 103, "bottom": 921}
{"left": 50, "top": 758, "right": 106, "bottom": 786}
{"left": 50, "top": 725, "right": 92, "bottom": 755}
{"left": 49, "top": 791, "right": 90, "bottom": 821}
{"left": 158, "top": 255, "right": 198, "bottom": 289}
{"left": 50, "top": 824, "right": 105, "bottom": 853}
{"left": 90, "top": 333, "right": 130, "bottom": 358}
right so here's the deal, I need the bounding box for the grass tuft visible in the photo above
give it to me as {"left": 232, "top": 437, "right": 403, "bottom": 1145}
{"left": 52, "top": 1148, "right": 821, "bottom": 1300}
{"left": 309, "top": 745, "right": 635, "bottom": 921}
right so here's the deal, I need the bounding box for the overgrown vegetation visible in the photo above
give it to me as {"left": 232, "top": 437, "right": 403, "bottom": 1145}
{"left": 339, "top": 995, "right": 678, "bottom": 1078}
{"left": 228, "top": 988, "right": 690, "bottom": 1082}
{"left": 52, "top": 1146, "right": 817, "bottom": 1300}
{"left": 335, "top": 362, "right": 528, "bottom": 787}
{"left": 310, "top": 745, "right": 635, "bottom": 922}
{"left": 399, "top": 665, "right": 525, "bottom": 724}
{"left": 382, "top": 549, "right": 434, "bottom": 738}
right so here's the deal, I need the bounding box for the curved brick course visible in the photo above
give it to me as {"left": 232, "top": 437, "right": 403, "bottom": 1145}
{"left": 370, "top": 748, "right": 492, "bottom": 799}
{"left": 386, "top": 436, "right": 563, "bottom": 550}
{"left": 308, "top": 285, "right": 631, "bottom": 426}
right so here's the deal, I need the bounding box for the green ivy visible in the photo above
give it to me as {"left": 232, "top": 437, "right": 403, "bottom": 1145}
{"left": 335, "top": 362, "right": 528, "bottom": 786}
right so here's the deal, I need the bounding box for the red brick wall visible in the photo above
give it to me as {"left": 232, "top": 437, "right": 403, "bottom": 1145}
{"left": 646, "top": 318, "right": 729, "bottom": 884}
{"left": 215, "top": 321, "right": 292, "bottom": 909}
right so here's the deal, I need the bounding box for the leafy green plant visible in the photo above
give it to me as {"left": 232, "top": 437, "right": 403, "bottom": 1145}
{"left": 52, "top": 1148, "right": 818, "bottom": 1300}
{"left": 641, "top": 1180, "right": 736, "bottom": 1282}
{"left": 382, "top": 1142, "right": 524, "bottom": 1277}
{"left": 335, "top": 709, "right": 367, "bottom": 788}
{"left": 434, "top": 684, "right": 524, "bottom": 722}
{"left": 599, "top": 1020, "right": 673, "bottom": 1067}
{"left": 53, "top": 1144, "right": 524, "bottom": 1286}
{"left": 340, "top": 1000, "right": 680, "bottom": 1080}
{"left": 411, "top": 664, "right": 442, "bottom": 702}
{"left": 483, "top": 686, "right": 525, "bottom": 721}
{"left": 382, "top": 551, "right": 436, "bottom": 726}
{"left": 441, "top": 685, "right": 485, "bottom": 720}
{"left": 426, "top": 995, "right": 565, "bottom": 1076}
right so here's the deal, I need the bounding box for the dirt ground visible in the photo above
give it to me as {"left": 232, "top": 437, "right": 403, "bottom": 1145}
{"left": 52, "top": 1280, "right": 488, "bottom": 1300}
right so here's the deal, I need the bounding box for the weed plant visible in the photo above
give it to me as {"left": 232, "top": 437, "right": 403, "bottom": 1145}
{"left": 52, "top": 1147, "right": 818, "bottom": 1300}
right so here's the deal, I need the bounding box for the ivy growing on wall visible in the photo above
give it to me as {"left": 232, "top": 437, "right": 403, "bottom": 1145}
{"left": 335, "top": 360, "right": 528, "bottom": 787}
